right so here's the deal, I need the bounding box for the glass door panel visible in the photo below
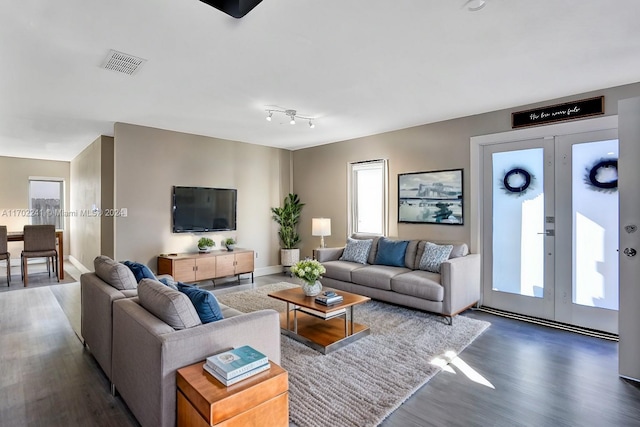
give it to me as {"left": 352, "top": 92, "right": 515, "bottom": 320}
{"left": 572, "top": 139, "right": 619, "bottom": 310}
{"left": 555, "top": 130, "right": 618, "bottom": 333}
{"left": 482, "top": 138, "right": 554, "bottom": 319}
{"left": 491, "top": 148, "right": 545, "bottom": 297}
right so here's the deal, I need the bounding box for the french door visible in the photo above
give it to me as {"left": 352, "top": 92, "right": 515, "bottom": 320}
{"left": 482, "top": 129, "right": 619, "bottom": 333}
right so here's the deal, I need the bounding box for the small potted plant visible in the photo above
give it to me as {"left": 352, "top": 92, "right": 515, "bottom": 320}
{"left": 197, "top": 237, "right": 215, "bottom": 253}
{"left": 224, "top": 238, "right": 236, "bottom": 251}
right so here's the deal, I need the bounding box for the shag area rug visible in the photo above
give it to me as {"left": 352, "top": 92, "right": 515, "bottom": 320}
{"left": 216, "top": 282, "right": 490, "bottom": 427}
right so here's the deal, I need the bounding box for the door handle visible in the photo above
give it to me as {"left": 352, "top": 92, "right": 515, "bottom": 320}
{"left": 624, "top": 248, "right": 637, "bottom": 257}
{"left": 537, "top": 230, "right": 555, "bottom": 237}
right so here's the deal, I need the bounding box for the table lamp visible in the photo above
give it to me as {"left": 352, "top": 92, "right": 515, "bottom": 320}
{"left": 312, "top": 218, "right": 331, "bottom": 248}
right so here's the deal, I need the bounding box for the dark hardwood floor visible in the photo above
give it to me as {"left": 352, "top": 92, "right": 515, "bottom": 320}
{"left": 1, "top": 272, "right": 639, "bottom": 427}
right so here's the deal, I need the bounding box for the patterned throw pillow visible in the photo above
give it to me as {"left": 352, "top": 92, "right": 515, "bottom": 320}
{"left": 340, "top": 237, "right": 373, "bottom": 264}
{"left": 419, "top": 242, "right": 454, "bottom": 273}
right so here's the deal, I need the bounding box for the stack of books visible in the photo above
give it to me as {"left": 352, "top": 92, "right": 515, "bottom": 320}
{"left": 203, "top": 345, "right": 269, "bottom": 386}
{"left": 315, "top": 291, "right": 344, "bottom": 306}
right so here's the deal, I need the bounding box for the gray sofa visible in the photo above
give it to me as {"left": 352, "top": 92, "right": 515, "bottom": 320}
{"left": 315, "top": 235, "right": 480, "bottom": 322}
{"left": 81, "top": 256, "right": 281, "bottom": 427}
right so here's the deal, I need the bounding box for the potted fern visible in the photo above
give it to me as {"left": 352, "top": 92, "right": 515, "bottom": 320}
{"left": 271, "top": 193, "right": 304, "bottom": 267}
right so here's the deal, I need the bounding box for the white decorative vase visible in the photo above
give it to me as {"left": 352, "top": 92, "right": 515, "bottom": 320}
{"left": 302, "top": 280, "right": 322, "bottom": 297}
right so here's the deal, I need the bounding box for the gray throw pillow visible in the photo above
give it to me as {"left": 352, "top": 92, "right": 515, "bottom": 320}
{"left": 137, "top": 278, "right": 202, "bottom": 330}
{"left": 340, "top": 237, "right": 373, "bottom": 264}
{"left": 419, "top": 242, "right": 454, "bottom": 273}
{"left": 94, "top": 255, "right": 137, "bottom": 291}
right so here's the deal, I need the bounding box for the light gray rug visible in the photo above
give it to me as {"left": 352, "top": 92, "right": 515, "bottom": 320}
{"left": 216, "top": 282, "right": 490, "bottom": 427}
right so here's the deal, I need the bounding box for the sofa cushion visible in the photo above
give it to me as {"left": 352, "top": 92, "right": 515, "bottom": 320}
{"left": 340, "top": 237, "right": 373, "bottom": 264}
{"left": 448, "top": 243, "right": 469, "bottom": 259}
{"left": 351, "top": 265, "right": 411, "bottom": 291}
{"left": 404, "top": 240, "right": 419, "bottom": 269}
{"left": 352, "top": 233, "right": 381, "bottom": 265}
{"left": 123, "top": 260, "right": 156, "bottom": 283}
{"left": 418, "top": 242, "right": 453, "bottom": 273}
{"left": 323, "top": 260, "right": 367, "bottom": 282}
{"left": 391, "top": 271, "right": 444, "bottom": 301}
{"left": 94, "top": 255, "right": 138, "bottom": 291}
{"left": 137, "top": 278, "right": 201, "bottom": 330}
{"left": 220, "top": 304, "right": 243, "bottom": 318}
{"left": 374, "top": 238, "right": 409, "bottom": 267}
{"left": 177, "top": 283, "right": 224, "bottom": 323}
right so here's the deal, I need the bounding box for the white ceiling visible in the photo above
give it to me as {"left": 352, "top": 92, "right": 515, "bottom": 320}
{"left": 1, "top": 0, "right": 639, "bottom": 161}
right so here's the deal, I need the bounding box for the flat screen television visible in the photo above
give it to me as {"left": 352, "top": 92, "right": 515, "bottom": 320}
{"left": 172, "top": 186, "right": 237, "bottom": 233}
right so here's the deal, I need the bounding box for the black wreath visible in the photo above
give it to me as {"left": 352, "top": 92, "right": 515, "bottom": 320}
{"left": 588, "top": 159, "right": 617, "bottom": 190}
{"left": 503, "top": 168, "right": 532, "bottom": 193}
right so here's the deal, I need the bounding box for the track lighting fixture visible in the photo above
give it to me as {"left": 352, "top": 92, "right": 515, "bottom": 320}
{"left": 265, "top": 108, "right": 316, "bottom": 129}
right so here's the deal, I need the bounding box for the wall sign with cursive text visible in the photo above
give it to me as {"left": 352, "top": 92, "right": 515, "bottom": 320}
{"left": 512, "top": 96, "right": 604, "bottom": 128}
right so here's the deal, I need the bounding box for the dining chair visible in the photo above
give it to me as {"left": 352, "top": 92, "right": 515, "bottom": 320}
{"left": 0, "top": 226, "right": 10, "bottom": 285}
{"left": 21, "top": 225, "right": 59, "bottom": 287}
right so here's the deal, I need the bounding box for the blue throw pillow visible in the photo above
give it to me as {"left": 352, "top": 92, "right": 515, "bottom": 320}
{"left": 177, "top": 283, "right": 224, "bottom": 323}
{"left": 374, "top": 237, "right": 409, "bottom": 267}
{"left": 123, "top": 261, "right": 156, "bottom": 283}
{"left": 158, "top": 277, "right": 179, "bottom": 290}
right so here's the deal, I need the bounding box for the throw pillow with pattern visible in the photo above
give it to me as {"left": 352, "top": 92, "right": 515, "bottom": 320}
{"left": 340, "top": 237, "right": 373, "bottom": 264}
{"left": 419, "top": 242, "right": 454, "bottom": 273}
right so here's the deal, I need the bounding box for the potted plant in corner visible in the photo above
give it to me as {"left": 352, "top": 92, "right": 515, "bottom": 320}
{"left": 198, "top": 237, "right": 215, "bottom": 253}
{"left": 271, "top": 193, "right": 304, "bottom": 268}
{"left": 224, "top": 238, "right": 236, "bottom": 251}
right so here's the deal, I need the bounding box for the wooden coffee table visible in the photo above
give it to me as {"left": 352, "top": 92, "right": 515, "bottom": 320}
{"left": 268, "top": 287, "right": 371, "bottom": 354}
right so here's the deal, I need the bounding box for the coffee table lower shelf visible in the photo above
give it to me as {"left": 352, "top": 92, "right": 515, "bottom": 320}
{"left": 279, "top": 311, "right": 370, "bottom": 354}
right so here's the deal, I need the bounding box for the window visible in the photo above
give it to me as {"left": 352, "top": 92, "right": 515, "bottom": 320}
{"left": 348, "top": 159, "right": 388, "bottom": 235}
{"left": 29, "top": 178, "right": 64, "bottom": 229}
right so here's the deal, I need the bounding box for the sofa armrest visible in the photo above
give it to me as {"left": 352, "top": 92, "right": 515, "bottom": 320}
{"left": 156, "top": 274, "right": 174, "bottom": 282}
{"left": 315, "top": 247, "right": 344, "bottom": 262}
{"left": 440, "top": 254, "right": 481, "bottom": 316}
{"left": 80, "top": 272, "right": 128, "bottom": 380}
{"left": 111, "top": 298, "right": 281, "bottom": 427}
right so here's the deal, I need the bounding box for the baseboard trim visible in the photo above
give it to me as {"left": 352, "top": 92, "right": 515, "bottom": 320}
{"left": 254, "top": 265, "right": 286, "bottom": 277}
{"left": 477, "top": 306, "right": 619, "bottom": 341}
{"left": 68, "top": 255, "right": 91, "bottom": 274}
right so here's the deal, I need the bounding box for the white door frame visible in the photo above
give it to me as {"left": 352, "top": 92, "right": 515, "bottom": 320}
{"left": 470, "top": 115, "right": 619, "bottom": 306}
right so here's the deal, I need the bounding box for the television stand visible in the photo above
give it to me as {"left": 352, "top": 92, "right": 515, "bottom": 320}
{"left": 157, "top": 249, "right": 254, "bottom": 285}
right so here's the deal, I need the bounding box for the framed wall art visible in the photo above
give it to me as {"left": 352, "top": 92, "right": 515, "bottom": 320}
{"left": 398, "top": 168, "right": 463, "bottom": 225}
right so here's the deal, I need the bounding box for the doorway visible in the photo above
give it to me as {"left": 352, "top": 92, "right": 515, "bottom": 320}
{"left": 481, "top": 129, "right": 619, "bottom": 334}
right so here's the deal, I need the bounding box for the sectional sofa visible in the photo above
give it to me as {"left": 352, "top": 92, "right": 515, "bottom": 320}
{"left": 315, "top": 234, "right": 480, "bottom": 322}
{"left": 81, "top": 256, "right": 281, "bottom": 427}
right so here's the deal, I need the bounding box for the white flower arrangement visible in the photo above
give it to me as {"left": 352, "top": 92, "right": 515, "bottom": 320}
{"left": 290, "top": 259, "right": 326, "bottom": 284}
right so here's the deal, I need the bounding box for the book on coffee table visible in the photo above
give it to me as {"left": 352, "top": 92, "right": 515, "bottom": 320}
{"left": 203, "top": 362, "right": 270, "bottom": 386}
{"left": 315, "top": 295, "right": 344, "bottom": 305}
{"left": 298, "top": 306, "right": 347, "bottom": 319}
{"left": 205, "top": 345, "right": 268, "bottom": 380}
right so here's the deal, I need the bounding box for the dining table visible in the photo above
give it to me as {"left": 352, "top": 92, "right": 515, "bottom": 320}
{"left": 7, "top": 230, "right": 65, "bottom": 280}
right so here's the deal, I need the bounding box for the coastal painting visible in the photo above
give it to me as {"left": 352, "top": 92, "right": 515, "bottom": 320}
{"left": 398, "top": 169, "right": 463, "bottom": 225}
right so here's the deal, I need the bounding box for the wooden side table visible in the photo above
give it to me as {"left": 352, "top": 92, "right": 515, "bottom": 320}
{"left": 176, "top": 361, "right": 289, "bottom": 427}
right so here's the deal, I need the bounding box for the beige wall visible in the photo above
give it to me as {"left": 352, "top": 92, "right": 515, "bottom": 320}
{"left": 69, "top": 136, "right": 114, "bottom": 270}
{"left": 113, "top": 123, "right": 291, "bottom": 271}
{"left": 293, "top": 82, "right": 640, "bottom": 259}
{"left": 0, "top": 156, "right": 70, "bottom": 260}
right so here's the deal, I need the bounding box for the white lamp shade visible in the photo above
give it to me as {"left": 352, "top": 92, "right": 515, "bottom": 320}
{"left": 312, "top": 218, "right": 331, "bottom": 236}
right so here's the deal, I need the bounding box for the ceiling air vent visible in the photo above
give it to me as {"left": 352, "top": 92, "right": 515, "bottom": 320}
{"left": 101, "top": 50, "right": 146, "bottom": 76}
